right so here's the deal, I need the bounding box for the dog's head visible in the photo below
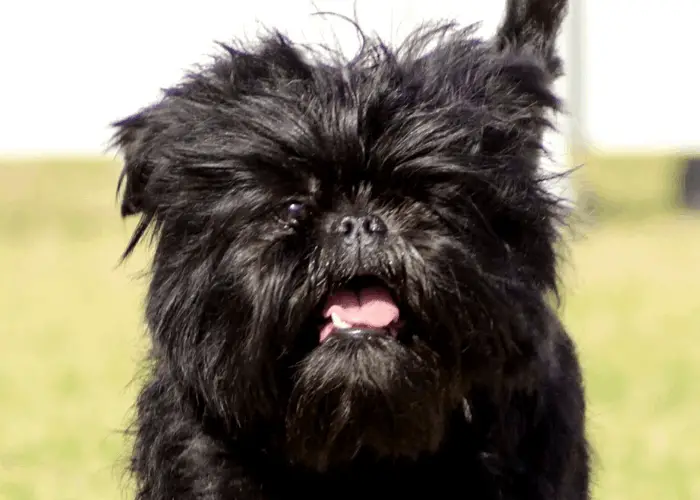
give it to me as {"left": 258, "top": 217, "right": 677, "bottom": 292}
{"left": 114, "top": 0, "right": 568, "bottom": 471}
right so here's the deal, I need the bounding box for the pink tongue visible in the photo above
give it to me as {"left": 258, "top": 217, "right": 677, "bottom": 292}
{"left": 320, "top": 286, "right": 399, "bottom": 341}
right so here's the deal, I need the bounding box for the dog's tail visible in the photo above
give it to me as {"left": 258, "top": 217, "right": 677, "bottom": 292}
{"left": 494, "top": 0, "right": 568, "bottom": 75}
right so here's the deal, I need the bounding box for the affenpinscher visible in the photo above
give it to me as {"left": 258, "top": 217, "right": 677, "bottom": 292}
{"left": 112, "top": 0, "right": 590, "bottom": 498}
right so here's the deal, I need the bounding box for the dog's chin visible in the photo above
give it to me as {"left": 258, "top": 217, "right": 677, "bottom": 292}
{"left": 285, "top": 331, "right": 456, "bottom": 472}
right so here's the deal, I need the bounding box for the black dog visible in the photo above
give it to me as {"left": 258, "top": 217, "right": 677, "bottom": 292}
{"left": 112, "top": 0, "right": 590, "bottom": 498}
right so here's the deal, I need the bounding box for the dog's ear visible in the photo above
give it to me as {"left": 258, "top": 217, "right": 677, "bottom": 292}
{"left": 494, "top": 0, "right": 567, "bottom": 75}
{"left": 111, "top": 33, "right": 310, "bottom": 219}
{"left": 112, "top": 106, "right": 163, "bottom": 217}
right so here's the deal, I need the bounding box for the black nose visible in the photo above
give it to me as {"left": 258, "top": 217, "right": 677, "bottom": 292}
{"left": 336, "top": 214, "right": 388, "bottom": 243}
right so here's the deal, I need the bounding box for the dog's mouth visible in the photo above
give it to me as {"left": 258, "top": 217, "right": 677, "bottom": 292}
{"left": 318, "top": 276, "right": 403, "bottom": 343}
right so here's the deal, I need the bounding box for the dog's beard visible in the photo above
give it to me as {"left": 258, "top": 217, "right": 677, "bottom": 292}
{"left": 285, "top": 331, "right": 456, "bottom": 472}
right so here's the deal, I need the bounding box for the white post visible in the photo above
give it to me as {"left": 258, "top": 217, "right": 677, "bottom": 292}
{"left": 540, "top": 0, "right": 583, "bottom": 211}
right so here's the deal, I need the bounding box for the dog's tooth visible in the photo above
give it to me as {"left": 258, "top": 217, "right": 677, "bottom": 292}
{"left": 331, "top": 312, "right": 351, "bottom": 328}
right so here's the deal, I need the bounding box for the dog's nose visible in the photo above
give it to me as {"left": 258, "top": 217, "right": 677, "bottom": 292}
{"left": 335, "top": 214, "right": 388, "bottom": 243}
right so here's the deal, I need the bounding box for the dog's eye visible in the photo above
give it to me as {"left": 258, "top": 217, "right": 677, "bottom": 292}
{"left": 284, "top": 201, "right": 310, "bottom": 226}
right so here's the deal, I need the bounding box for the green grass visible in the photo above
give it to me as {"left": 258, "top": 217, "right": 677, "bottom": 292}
{"left": 1, "top": 156, "right": 699, "bottom": 500}
{"left": 574, "top": 152, "right": 690, "bottom": 221}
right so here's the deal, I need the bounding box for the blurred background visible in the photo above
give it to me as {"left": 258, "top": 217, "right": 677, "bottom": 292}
{"left": 1, "top": 1, "right": 698, "bottom": 499}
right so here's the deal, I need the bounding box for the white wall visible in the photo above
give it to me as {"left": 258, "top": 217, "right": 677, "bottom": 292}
{"left": 0, "top": 0, "right": 696, "bottom": 156}
{"left": 581, "top": 0, "right": 700, "bottom": 152}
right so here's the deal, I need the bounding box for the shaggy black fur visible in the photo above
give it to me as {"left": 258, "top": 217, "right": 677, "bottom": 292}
{"left": 112, "top": 0, "right": 590, "bottom": 498}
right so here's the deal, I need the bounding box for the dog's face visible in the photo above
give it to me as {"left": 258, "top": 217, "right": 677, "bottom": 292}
{"left": 114, "top": 0, "right": 568, "bottom": 472}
